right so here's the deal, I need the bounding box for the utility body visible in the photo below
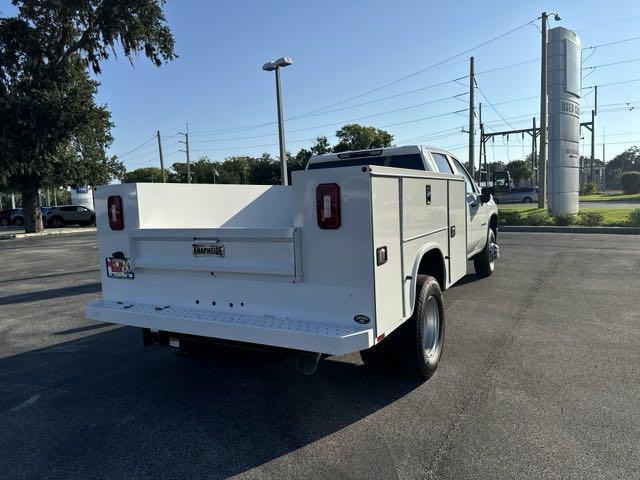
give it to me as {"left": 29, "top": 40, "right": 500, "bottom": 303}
{"left": 86, "top": 145, "right": 498, "bottom": 377}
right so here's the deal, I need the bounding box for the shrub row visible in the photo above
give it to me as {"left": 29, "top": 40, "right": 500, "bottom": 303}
{"left": 498, "top": 209, "right": 640, "bottom": 227}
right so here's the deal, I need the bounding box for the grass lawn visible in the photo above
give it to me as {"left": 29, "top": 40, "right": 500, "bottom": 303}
{"left": 579, "top": 192, "right": 640, "bottom": 202}
{"left": 499, "top": 205, "right": 639, "bottom": 227}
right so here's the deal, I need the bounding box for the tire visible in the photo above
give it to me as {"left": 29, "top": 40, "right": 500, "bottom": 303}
{"left": 474, "top": 228, "right": 497, "bottom": 277}
{"left": 49, "top": 216, "right": 64, "bottom": 228}
{"left": 88, "top": 215, "right": 96, "bottom": 226}
{"left": 360, "top": 275, "right": 445, "bottom": 379}
{"left": 398, "top": 275, "right": 445, "bottom": 379}
{"left": 13, "top": 216, "right": 24, "bottom": 226}
{"left": 523, "top": 197, "right": 533, "bottom": 203}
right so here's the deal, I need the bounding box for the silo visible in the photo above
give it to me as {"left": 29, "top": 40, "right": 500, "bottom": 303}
{"left": 547, "top": 27, "right": 582, "bottom": 214}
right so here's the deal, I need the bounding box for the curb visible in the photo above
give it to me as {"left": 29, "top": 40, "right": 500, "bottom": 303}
{"left": 500, "top": 225, "right": 640, "bottom": 235}
{"left": 0, "top": 227, "right": 96, "bottom": 240}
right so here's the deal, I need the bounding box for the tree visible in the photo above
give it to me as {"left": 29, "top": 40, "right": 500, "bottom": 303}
{"left": 333, "top": 124, "right": 393, "bottom": 152}
{"left": 0, "top": 0, "right": 175, "bottom": 232}
{"left": 123, "top": 167, "right": 172, "bottom": 183}
{"left": 621, "top": 171, "right": 640, "bottom": 194}
{"left": 605, "top": 146, "right": 640, "bottom": 188}
{"left": 505, "top": 160, "right": 533, "bottom": 187}
{"left": 310, "top": 136, "right": 332, "bottom": 155}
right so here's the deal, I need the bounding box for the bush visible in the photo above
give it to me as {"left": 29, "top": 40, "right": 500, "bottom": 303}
{"left": 628, "top": 209, "right": 640, "bottom": 227}
{"left": 621, "top": 171, "right": 640, "bottom": 194}
{"left": 526, "top": 211, "right": 551, "bottom": 226}
{"left": 577, "top": 211, "right": 604, "bottom": 226}
{"left": 553, "top": 213, "right": 576, "bottom": 226}
{"left": 498, "top": 210, "right": 522, "bottom": 226}
{"left": 581, "top": 182, "right": 597, "bottom": 195}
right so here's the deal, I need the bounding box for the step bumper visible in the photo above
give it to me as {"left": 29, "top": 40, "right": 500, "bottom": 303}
{"left": 86, "top": 299, "right": 373, "bottom": 356}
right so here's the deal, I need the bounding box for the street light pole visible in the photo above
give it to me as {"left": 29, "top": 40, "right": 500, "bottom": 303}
{"left": 538, "top": 12, "right": 548, "bottom": 209}
{"left": 263, "top": 57, "right": 293, "bottom": 186}
{"left": 274, "top": 67, "right": 288, "bottom": 185}
{"left": 537, "top": 11, "right": 561, "bottom": 209}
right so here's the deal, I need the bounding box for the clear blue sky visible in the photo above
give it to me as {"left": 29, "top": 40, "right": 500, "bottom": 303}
{"left": 3, "top": 0, "right": 640, "bottom": 170}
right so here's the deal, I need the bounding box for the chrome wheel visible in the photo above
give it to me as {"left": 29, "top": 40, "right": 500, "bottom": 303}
{"left": 422, "top": 296, "right": 441, "bottom": 358}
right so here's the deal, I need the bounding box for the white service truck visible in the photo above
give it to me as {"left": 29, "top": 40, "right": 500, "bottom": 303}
{"left": 86, "top": 145, "right": 498, "bottom": 378}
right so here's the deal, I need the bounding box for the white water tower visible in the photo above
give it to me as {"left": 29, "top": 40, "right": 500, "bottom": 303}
{"left": 547, "top": 27, "right": 582, "bottom": 215}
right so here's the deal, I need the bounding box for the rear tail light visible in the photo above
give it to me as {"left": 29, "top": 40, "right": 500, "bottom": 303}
{"left": 316, "top": 183, "right": 340, "bottom": 229}
{"left": 107, "top": 195, "right": 124, "bottom": 230}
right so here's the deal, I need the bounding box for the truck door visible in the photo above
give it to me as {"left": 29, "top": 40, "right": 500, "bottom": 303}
{"left": 450, "top": 157, "right": 484, "bottom": 254}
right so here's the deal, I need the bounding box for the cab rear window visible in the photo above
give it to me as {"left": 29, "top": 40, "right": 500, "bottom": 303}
{"left": 308, "top": 154, "right": 425, "bottom": 171}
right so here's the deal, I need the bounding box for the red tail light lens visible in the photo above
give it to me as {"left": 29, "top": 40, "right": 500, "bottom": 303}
{"left": 316, "top": 183, "right": 341, "bottom": 229}
{"left": 107, "top": 195, "right": 124, "bottom": 230}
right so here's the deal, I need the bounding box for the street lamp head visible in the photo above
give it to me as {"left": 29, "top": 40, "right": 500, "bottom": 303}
{"left": 553, "top": 13, "right": 561, "bottom": 21}
{"left": 262, "top": 56, "right": 293, "bottom": 71}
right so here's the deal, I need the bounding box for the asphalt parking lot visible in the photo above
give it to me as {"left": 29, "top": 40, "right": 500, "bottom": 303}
{"left": 1, "top": 232, "right": 639, "bottom": 479}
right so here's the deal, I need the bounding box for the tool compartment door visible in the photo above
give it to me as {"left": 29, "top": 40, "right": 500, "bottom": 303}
{"left": 370, "top": 176, "right": 404, "bottom": 339}
{"left": 447, "top": 178, "right": 467, "bottom": 286}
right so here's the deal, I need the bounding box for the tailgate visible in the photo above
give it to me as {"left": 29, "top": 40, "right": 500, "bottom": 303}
{"left": 129, "top": 227, "right": 302, "bottom": 281}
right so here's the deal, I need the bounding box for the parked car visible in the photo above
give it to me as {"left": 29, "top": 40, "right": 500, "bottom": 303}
{"left": 0, "top": 208, "right": 24, "bottom": 227}
{"left": 0, "top": 208, "right": 21, "bottom": 227}
{"left": 492, "top": 186, "right": 538, "bottom": 204}
{"left": 45, "top": 205, "right": 96, "bottom": 227}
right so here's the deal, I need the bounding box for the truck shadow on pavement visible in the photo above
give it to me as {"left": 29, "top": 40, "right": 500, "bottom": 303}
{"left": 0, "top": 282, "right": 101, "bottom": 305}
{"left": 1, "top": 325, "right": 424, "bottom": 479}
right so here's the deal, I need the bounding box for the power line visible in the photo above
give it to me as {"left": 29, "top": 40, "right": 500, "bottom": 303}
{"left": 285, "top": 17, "right": 538, "bottom": 118}
{"left": 113, "top": 135, "right": 155, "bottom": 159}
{"left": 582, "top": 34, "right": 640, "bottom": 51}
{"left": 583, "top": 76, "right": 640, "bottom": 90}
{"left": 583, "top": 56, "right": 640, "bottom": 72}
{"left": 474, "top": 80, "right": 515, "bottom": 129}
{"left": 191, "top": 92, "right": 466, "bottom": 143}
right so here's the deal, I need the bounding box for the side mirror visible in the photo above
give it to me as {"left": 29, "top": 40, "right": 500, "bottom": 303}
{"left": 480, "top": 187, "right": 493, "bottom": 204}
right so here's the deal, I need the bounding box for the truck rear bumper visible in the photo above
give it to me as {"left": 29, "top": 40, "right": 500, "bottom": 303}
{"left": 86, "top": 299, "right": 373, "bottom": 356}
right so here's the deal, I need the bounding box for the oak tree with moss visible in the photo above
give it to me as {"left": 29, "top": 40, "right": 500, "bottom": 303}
{"left": 0, "top": 0, "right": 176, "bottom": 232}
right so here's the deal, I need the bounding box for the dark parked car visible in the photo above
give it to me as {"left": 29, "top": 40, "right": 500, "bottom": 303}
{"left": 45, "top": 205, "right": 95, "bottom": 228}
{"left": 0, "top": 208, "right": 23, "bottom": 226}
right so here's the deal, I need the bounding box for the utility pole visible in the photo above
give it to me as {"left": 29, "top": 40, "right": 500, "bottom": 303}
{"left": 178, "top": 124, "right": 192, "bottom": 184}
{"left": 538, "top": 12, "right": 548, "bottom": 209}
{"left": 157, "top": 130, "right": 167, "bottom": 183}
{"left": 478, "top": 102, "right": 484, "bottom": 185}
{"left": 532, "top": 117, "right": 537, "bottom": 186}
{"left": 468, "top": 56, "right": 475, "bottom": 178}
{"left": 602, "top": 126, "right": 606, "bottom": 191}
{"left": 590, "top": 85, "right": 597, "bottom": 183}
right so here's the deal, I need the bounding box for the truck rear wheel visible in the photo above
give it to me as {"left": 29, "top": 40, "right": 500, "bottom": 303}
{"left": 474, "top": 229, "right": 497, "bottom": 277}
{"left": 360, "top": 275, "right": 445, "bottom": 379}
{"left": 399, "top": 275, "right": 445, "bottom": 379}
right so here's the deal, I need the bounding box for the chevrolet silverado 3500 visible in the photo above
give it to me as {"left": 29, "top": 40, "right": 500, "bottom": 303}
{"left": 86, "top": 145, "right": 498, "bottom": 378}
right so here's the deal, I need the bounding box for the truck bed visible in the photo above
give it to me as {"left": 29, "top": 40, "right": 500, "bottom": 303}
{"left": 86, "top": 166, "right": 466, "bottom": 355}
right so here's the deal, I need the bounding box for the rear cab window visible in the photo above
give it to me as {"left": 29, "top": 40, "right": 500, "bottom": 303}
{"left": 431, "top": 152, "right": 453, "bottom": 173}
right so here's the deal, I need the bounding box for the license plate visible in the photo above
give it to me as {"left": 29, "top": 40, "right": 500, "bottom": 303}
{"left": 106, "top": 257, "right": 135, "bottom": 279}
{"left": 192, "top": 243, "right": 225, "bottom": 257}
